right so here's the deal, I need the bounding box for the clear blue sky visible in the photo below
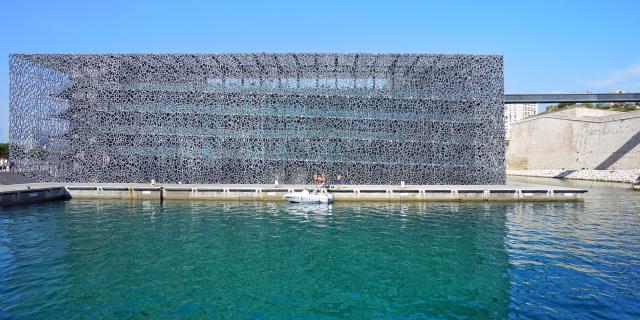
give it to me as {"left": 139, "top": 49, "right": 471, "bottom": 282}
{"left": 1, "top": 0, "right": 639, "bottom": 142}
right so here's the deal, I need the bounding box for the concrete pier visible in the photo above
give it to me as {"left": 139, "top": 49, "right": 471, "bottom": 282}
{"left": 0, "top": 184, "right": 68, "bottom": 206}
{"left": 0, "top": 182, "right": 587, "bottom": 206}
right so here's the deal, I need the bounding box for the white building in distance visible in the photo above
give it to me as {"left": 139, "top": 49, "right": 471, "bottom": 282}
{"left": 504, "top": 104, "right": 538, "bottom": 140}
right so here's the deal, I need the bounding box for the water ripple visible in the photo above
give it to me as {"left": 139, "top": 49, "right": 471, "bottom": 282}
{"left": 1, "top": 178, "right": 639, "bottom": 319}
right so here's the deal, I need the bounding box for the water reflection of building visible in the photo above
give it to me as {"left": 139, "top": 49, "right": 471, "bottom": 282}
{"left": 10, "top": 54, "right": 505, "bottom": 185}
{"left": 298, "top": 202, "right": 511, "bottom": 317}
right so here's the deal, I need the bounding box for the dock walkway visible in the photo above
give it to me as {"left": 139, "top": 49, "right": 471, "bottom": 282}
{"left": 0, "top": 182, "right": 587, "bottom": 206}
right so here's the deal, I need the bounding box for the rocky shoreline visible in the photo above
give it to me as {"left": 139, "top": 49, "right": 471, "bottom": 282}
{"left": 507, "top": 169, "right": 640, "bottom": 184}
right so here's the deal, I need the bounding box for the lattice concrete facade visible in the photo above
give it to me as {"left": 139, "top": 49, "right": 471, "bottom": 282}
{"left": 9, "top": 54, "right": 505, "bottom": 184}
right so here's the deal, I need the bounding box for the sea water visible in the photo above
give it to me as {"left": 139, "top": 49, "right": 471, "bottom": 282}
{"left": 1, "top": 177, "right": 639, "bottom": 319}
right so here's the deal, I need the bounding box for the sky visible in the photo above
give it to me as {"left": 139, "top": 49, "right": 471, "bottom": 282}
{"left": 1, "top": 0, "right": 639, "bottom": 142}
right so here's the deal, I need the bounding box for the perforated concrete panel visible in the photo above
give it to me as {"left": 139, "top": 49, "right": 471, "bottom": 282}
{"left": 10, "top": 54, "right": 504, "bottom": 184}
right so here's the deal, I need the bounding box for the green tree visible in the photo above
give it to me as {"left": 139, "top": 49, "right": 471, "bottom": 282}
{"left": 0, "top": 143, "right": 8, "bottom": 159}
{"left": 544, "top": 102, "right": 638, "bottom": 114}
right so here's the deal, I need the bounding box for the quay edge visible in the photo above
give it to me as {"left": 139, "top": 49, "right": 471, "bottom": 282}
{"left": 0, "top": 183, "right": 587, "bottom": 206}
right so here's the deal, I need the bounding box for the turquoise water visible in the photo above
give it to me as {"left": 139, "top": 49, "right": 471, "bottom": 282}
{"left": 1, "top": 178, "right": 639, "bottom": 319}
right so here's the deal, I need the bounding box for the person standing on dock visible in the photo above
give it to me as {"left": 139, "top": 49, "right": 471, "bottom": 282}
{"left": 319, "top": 172, "right": 327, "bottom": 188}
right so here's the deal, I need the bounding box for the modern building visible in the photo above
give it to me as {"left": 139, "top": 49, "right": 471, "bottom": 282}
{"left": 507, "top": 107, "right": 640, "bottom": 170}
{"left": 10, "top": 54, "right": 505, "bottom": 184}
{"left": 504, "top": 103, "right": 537, "bottom": 140}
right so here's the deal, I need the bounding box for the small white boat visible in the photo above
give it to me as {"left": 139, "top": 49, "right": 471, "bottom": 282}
{"left": 284, "top": 189, "right": 333, "bottom": 204}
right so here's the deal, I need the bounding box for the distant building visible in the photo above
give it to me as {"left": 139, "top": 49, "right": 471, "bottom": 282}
{"left": 507, "top": 107, "right": 640, "bottom": 170}
{"left": 504, "top": 104, "right": 538, "bottom": 140}
{"left": 608, "top": 90, "right": 625, "bottom": 106}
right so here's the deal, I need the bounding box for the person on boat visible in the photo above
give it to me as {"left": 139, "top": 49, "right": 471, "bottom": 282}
{"left": 313, "top": 172, "right": 319, "bottom": 186}
{"left": 335, "top": 173, "right": 343, "bottom": 189}
{"left": 319, "top": 172, "right": 327, "bottom": 188}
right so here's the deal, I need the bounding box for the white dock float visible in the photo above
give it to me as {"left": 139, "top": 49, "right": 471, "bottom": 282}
{"left": 0, "top": 183, "right": 587, "bottom": 206}
{"left": 61, "top": 183, "right": 586, "bottom": 202}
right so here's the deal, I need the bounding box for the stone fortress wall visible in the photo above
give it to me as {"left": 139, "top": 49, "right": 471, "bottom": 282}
{"left": 507, "top": 107, "right": 640, "bottom": 172}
